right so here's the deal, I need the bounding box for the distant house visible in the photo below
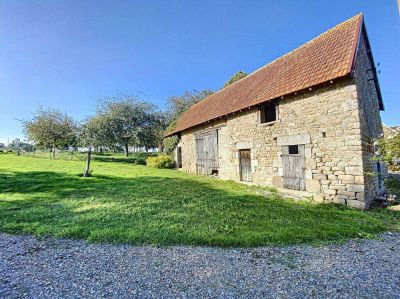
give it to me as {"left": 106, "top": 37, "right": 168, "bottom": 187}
{"left": 166, "top": 14, "right": 384, "bottom": 210}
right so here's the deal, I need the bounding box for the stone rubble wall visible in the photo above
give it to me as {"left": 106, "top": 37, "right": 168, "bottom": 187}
{"left": 352, "top": 29, "right": 385, "bottom": 205}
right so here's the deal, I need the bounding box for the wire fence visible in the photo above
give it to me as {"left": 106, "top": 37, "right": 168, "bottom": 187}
{"left": 20, "top": 150, "right": 157, "bottom": 164}
{"left": 21, "top": 150, "right": 85, "bottom": 161}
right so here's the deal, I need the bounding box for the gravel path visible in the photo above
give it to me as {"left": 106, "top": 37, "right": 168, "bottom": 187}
{"left": 1, "top": 233, "right": 400, "bottom": 298}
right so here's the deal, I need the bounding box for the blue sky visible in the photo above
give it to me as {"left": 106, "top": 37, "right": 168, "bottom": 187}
{"left": 0, "top": 0, "right": 399, "bottom": 144}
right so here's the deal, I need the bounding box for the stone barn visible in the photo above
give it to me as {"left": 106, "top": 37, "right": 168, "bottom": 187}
{"left": 166, "top": 14, "right": 385, "bottom": 209}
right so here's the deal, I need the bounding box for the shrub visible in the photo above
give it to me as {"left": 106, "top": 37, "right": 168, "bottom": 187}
{"left": 377, "top": 134, "right": 400, "bottom": 171}
{"left": 385, "top": 177, "right": 400, "bottom": 198}
{"left": 146, "top": 155, "right": 174, "bottom": 169}
{"left": 131, "top": 152, "right": 157, "bottom": 165}
{"left": 91, "top": 152, "right": 157, "bottom": 165}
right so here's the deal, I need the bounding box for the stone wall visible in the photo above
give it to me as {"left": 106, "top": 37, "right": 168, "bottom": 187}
{"left": 177, "top": 32, "right": 383, "bottom": 210}
{"left": 352, "top": 29, "right": 385, "bottom": 205}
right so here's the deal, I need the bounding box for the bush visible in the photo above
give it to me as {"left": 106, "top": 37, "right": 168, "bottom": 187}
{"left": 131, "top": 152, "right": 157, "bottom": 165}
{"left": 91, "top": 152, "right": 157, "bottom": 165}
{"left": 385, "top": 177, "right": 400, "bottom": 198}
{"left": 146, "top": 155, "right": 174, "bottom": 169}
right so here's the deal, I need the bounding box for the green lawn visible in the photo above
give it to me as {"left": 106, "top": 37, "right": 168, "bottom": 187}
{"left": 0, "top": 154, "right": 398, "bottom": 246}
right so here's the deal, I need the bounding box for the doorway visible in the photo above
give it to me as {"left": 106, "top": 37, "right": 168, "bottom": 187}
{"left": 282, "top": 145, "right": 305, "bottom": 190}
{"left": 239, "top": 149, "right": 252, "bottom": 182}
{"left": 176, "top": 147, "right": 182, "bottom": 168}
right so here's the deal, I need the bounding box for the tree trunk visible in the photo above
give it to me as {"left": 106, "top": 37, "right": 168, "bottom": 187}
{"left": 49, "top": 148, "right": 52, "bottom": 159}
{"left": 52, "top": 144, "right": 56, "bottom": 159}
{"left": 124, "top": 143, "right": 129, "bottom": 157}
{"left": 83, "top": 147, "right": 92, "bottom": 177}
{"left": 145, "top": 146, "right": 148, "bottom": 152}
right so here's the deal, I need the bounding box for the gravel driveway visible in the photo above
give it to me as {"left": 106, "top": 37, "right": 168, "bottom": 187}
{"left": 1, "top": 232, "right": 399, "bottom": 298}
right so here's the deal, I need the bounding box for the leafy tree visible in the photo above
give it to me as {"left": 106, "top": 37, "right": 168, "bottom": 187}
{"left": 162, "top": 135, "right": 179, "bottom": 155}
{"left": 79, "top": 116, "right": 107, "bottom": 177}
{"left": 137, "top": 112, "right": 167, "bottom": 151}
{"left": 22, "top": 107, "right": 77, "bottom": 159}
{"left": 223, "top": 70, "right": 247, "bottom": 88}
{"left": 163, "top": 90, "right": 213, "bottom": 155}
{"left": 377, "top": 133, "right": 400, "bottom": 171}
{"left": 86, "top": 112, "right": 116, "bottom": 151}
{"left": 166, "top": 89, "right": 214, "bottom": 132}
{"left": 96, "top": 94, "right": 158, "bottom": 156}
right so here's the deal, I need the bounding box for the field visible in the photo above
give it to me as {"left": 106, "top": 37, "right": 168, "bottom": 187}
{"left": 0, "top": 154, "right": 398, "bottom": 246}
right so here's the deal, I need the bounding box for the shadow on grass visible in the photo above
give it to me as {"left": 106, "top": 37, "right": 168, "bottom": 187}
{"left": 0, "top": 171, "right": 399, "bottom": 247}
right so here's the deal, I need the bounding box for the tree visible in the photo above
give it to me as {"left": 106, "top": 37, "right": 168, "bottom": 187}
{"left": 22, "top": 107, "right": 77, "bottom": 159}
{"left": 137, "top": 112, "right": 167, "bottom": 151}
{"left": 79, "top": 116, "right": 106, "bottom": 177}
{"left": 86, "top": 112, "right": 116, "bottom": 151}
{"left": 162, "top": 135, "right": 179, "bottom": 155}
{"left": 223, "top": 70, "right": 247, "bottom": 88}
{"left": 162, "top": 89, "right": 214, "bottom": 155}
{"left": 9, "top": 139, "right": 34, "bottom": 153}
{"left": 166, "top": 89, "right": 214, "bottom": 132}
{"left": 96, "top": 94, "right": 158, "bottom": 156}
{"left": 377, "top": 133, "right": 400, "bottom": 171}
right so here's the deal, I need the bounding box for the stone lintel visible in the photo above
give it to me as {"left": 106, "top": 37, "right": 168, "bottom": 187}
{"left": 277, "top": 134, "right": 311, "bottom": 146}
{"left": 236, "top": 142, "right": 253, "bottom": 149}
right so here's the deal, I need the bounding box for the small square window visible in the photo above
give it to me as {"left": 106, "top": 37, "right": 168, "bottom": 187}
{"left": 260, "top": 102, "right": 277, "bottom": 123}
{"left": 288, "top": 145, "right": 299, "bottom": 155}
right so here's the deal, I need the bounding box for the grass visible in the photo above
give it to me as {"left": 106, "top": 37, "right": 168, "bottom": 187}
{"left": 0, "top": 153, "right": 399, "bottom": 247}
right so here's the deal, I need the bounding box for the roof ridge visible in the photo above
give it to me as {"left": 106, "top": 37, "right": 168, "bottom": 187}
{"left": 202, "top": 14, "right": 362, "bottom": 102}
{"left": 247, "top": 14, "right": 362, "bottom": 80}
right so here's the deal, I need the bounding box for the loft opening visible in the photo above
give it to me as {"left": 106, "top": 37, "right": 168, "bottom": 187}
{"left": 260, "top": 102, "right": 278, "bottom": 124}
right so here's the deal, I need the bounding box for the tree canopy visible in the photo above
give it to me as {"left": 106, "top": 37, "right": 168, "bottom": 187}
{"left": 95, "top": 94, "right": 163, "bottom": 156}
{"left": 22, "top": 107, "right": 77, "bottom": 158}
{"left": 165, "top": 89, "right": 214, "bottom": 132}
{"left": 137, "top": 111, "right": 167, "bottom": 151}
{"left": 223, "top": 70, "right": 247, "bottom": 88}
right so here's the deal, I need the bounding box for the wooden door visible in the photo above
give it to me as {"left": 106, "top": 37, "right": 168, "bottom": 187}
{"left": 176, "top": 147, "right": 182, "bottom": 168}
{"left": 282, "top": 145, "right": 305, "bottom": 191}
{"left": 196, "top": 130, "right": 218, "bottom": 175}
{"left": 239, "top": 149, "right": 252, "bottom": 182}
{"left": 203, "top": 132, "right": 218, "bottom": 174}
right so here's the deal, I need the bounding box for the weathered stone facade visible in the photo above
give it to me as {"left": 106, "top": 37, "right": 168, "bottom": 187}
{"left": 353, "top": 29, "right": 385, "bottom": 205}
{"left": 176, "top": 31, "right": 383, "bottom": 210}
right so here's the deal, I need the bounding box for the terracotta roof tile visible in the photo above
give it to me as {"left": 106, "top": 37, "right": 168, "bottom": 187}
{"left": 167, "top": 14, "right": 363, "bottom": 136}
